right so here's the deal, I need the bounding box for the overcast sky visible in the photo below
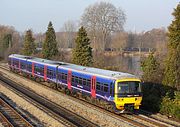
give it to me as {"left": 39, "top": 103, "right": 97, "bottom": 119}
{"left": 0, "top": 0, "right": 179, "bottom": 33}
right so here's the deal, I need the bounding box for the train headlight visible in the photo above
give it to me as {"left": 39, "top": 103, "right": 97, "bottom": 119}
{"left": 118, "top": 98, "right": 123, "bottom": 101}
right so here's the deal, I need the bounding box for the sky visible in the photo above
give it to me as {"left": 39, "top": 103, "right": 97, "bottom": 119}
{"left": 0, "top": 0, "right": 179, "bottom": 33}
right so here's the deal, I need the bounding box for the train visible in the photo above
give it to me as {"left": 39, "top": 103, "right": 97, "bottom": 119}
{"left": 8, "top": 54, "right": 142, "bottom": 113}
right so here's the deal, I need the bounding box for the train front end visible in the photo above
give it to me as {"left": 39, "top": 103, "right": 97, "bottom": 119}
{"left": 114, "top": 79, "right": 142, "bottom": 112}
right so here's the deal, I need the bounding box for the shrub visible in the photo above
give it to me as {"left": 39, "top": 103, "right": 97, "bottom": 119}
{"left": 160, "top": 91, "right": 180, "bottom": 120}
{"left": 141, "top": 82, "right": 163, "bottom": 112}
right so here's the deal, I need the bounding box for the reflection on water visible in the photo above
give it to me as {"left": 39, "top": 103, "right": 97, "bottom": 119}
{"left": 126, "top": 56, "right": 142, "bottom": 77}
{"left": 104, "top": 55, "right": 143, "bottom": 77}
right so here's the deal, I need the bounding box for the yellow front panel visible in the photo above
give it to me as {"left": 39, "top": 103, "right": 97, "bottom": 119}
{"left": 114, "top": 78, "right": 142, "bottom": 110}
{"left": 116, "top": 97, "right": 142, "bottom": 109}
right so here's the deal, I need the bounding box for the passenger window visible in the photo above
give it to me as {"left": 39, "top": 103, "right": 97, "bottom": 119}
{"left": 96, "top": 82, "right": 100, "bottom": 90}
{"left": 62, "top": 73, "right": 65, "bottom": 79}
{"left": 104, "top": 84, "right": 108, "bottom": 92}
{"left": 101, "top": 84, "right": 103, "bottom": 91}
{"left": 42, "top": 67, "right": 44, "bottom": 72}
{"left": 87, "top": 79, "right": 90, "bottom": 87}
{"left": 22, "top": 63, "right": 25, "bottom": 69}
{"left": 64, "top": 74, "right": 67, "bottom": 80}
{"left": 83, "top": 79, "right": 86, "bottom": 86}
{"left": 79, "top": 78, "right": 82, "bottom": 85}
{"left": 72, "top": 76, "right": 75, "bottom": 83}
{"left": 75, "top": 76, "right": 78, "bottom": 83}
{"left": 27, "top": 64, "right": 31, "bottom": 71}
{"left": 110, "top": 83, "right": 113, "bottom": 95}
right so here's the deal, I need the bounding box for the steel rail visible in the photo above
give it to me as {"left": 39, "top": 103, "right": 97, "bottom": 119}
{"left": 0, "top": 97, "right": 33, "bottom": 127}
{"left": 0, "top": 74, "right": 98, "bottom": 127}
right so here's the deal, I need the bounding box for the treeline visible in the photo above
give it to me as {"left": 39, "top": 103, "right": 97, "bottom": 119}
{"left": 0, "top": 26, "right": 167, "bottom": 59}
{"left": 141, "top": 3, "right": 180, "bottom": 120}
{"left": 41, "top": 27, "right": 167, "bottom": 53}
{"left": 0, "top": 2, "right": 168, "bottom": 61}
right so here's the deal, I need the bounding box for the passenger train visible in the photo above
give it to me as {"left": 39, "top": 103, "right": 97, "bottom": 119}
{"left": 8, "top": 54, "right": 142, "bottom": 113}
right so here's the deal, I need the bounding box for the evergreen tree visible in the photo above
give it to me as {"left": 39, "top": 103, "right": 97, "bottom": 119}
{"left": 22, "top": 29, "right": 36, "bottom": 56}
{"left": 141, "top": 53, "right": 161, "bottom": 83}
{"left": 42, "top": 21, "right": 58, "bottom": 59}
{"left": 3, "top": 34, "right": 12, "bottom": 49}
{"left": 72, "top": 26, "right": 93, "bottom": 66}
{"left": 163, "top": 3, "right": 180, "bottom": 90}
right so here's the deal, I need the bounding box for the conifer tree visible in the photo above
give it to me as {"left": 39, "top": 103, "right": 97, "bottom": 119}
{"left": 163, "top": 3, "right": 180, "bottom": 90}
{"left": 141, "top": 53, "right": 161, "bottom": 83}
{"left": 22, "top": 29, "right": 36, "bottom": 56}
{"left": 42, "top": 21, "right": 58, "bottom": 59}
{"left": 3, "top": 34, "right": 12, "bottom": 49}
{"left": 72, "top": 26, "right": 93, "bottom": 66}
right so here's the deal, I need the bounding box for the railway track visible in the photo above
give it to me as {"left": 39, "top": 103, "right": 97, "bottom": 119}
{"left": 0, "top": 96, "right": 33, "bottom": 127}
{"left": 137, "top": 110, "right": 180, "bottom": 127}
{"left": 126, "top": 114, "right": 170, "bottom": 127}
{"left": 72, "top": 98, "right": 172, "bottom": 127}
{"left": 0, "top": 64, "right": 179, "bottom": 127}
{"left": 0, "top": 73, "right": 98, "bottom": 127}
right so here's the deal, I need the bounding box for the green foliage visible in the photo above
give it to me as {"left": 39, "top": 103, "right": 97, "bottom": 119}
{"left": 141, "top": 53, "right": 162, "bottom": 83}
{"left": 0, "top": 34, "right": 12, "bottom": 58}
{"left": 22, "top": 29, "right": 36, "bottom": 56}
{"left": 3, "top": 34, "right": 12, "bottom": 49}
{"left": 163, "top": 3, "right": 180, "bottom": 90}
{"left": 72, "top": 26, "right": 93, "bottom": 66}
{"left": 141, "top": 83, "right": 165, "bottom": 112}
{"left": 42, "top": 21, "right": 58, "bottom": 59}
{"left": 141, "top": 82, "right": 179, "bottom": 118}
{"left": 160, "top": 91, "right": 180, "bottom": 120}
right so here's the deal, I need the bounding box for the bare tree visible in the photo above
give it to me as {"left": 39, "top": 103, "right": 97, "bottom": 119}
{"left": 0, "top": 25, "right": 21, "bottom": 60}
{"left": 60, "top": 20, "right": 77, "bottom": 48}
{"left": 111, "top": 32, "right": 128, "bottom": 51}
{"left": 81, "top": 2, "right": 126, "bottom": 51}
{"left": 63, "top": 20, "right": 77, "bottom": 33}
{"left": 139, "top": 28, "right": 167, "bottom": 52}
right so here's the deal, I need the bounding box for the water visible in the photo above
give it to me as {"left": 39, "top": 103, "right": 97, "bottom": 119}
{"left": 99, "top": 54, "right": 143, "bottom": 77}
{"left": 123, "top": 55, "right": 142, "bottom": 77}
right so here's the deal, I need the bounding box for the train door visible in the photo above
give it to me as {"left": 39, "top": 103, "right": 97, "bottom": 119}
{"left": 56, "top": 66, "right": 58, "bottom": 84}
{"left": 19, "top": 60, "right": 21, "bottom": 72}
{"left": 44, "top": 65, "right": 47, "bottom": 81}
{"left": 91, "top": 76, "right": 96, "bottom": 98}
{"left": 68, "top": 70, "right": 72, "bottom": 90}
{"left": 32, "top": 62, "right": 35, "bottom": 77}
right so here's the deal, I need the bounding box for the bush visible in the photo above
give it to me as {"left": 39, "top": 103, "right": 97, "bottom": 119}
{"left": 141, "top": 82, "right": 163, "bottom": 112}
{"left": 141, "top": 82, "right": 176, "bottom": 114}
{"left": 160, "top": 91, "right": 180, "bottom": 120}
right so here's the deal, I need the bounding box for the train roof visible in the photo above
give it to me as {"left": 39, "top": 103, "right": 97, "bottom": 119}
{"left": 9, "top": 54, "right": 66, "bottom": 66}
{"left": 63, "top": 64, "right": 137, "bottom": 80}
{"left": 9, "top": 54, "right": 28, "bottom": 60}
{"left": 9, "top": 54, "right": 139, "bottom": 80}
